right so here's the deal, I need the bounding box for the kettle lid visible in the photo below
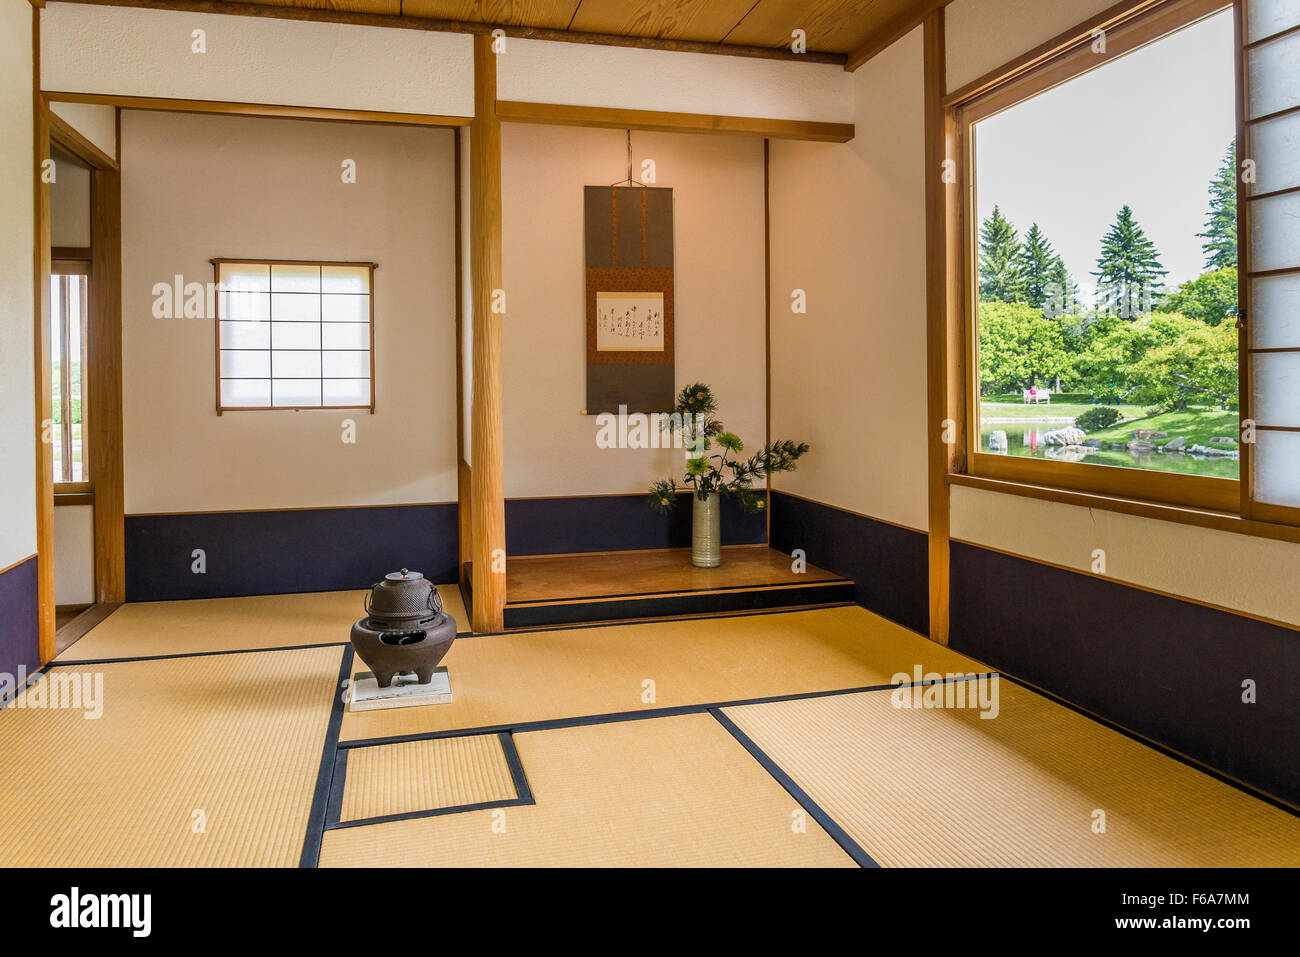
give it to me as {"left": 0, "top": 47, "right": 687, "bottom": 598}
{"left": 384, "top": 568, "right": 425, "bottom": 582}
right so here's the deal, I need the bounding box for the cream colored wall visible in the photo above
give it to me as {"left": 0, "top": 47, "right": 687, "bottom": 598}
{"left": 120, "top": 111, "right": 458, "bottom": 514}
{"left": 50, "top": 147, "right": 90, "bottom": 248}
{"left": 500, "top": 123, "right": 767, "bottom": 499}
{"left": 945, "top": 0, "right": 1300, "bottom": 626}
{"left": 53, "top": 505, "right": 94, "bottom": 606}
{"left": 40, "top": 2, "right": 473, "bottom": 117}
{"left": 49, "top": 102, "right": 116, "bottom": 160}
{"left": 768, "top": 27, "right": 929, "bottom": 532}
{"left": 945, "top": 0, "right": 1119, "bottom": 90}
{"left": 497, "top": 38, "right": 854, "bottom": 124}
{"left": 0, "top": 0, "right": 36, "bottom": 569}
{"left": 951, "top": 486, "right": 1300, "bottom": 625}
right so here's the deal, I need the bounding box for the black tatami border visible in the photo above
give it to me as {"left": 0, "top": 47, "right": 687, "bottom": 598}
{"left": 710, "top": 707, "right": 878, "bottom": 867}
{"left": 300, "top": 645, "right": 354, "bottom": 868}
{"left": 322, "top": 731, "right": 536, "bottom": 832}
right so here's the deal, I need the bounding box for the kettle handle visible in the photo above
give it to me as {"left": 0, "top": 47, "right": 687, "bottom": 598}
{"left": 363, "top": 583, "right": 382, "bottom": 617}
{"left": 428, "top": 586, "right": 444, "bottom": 617}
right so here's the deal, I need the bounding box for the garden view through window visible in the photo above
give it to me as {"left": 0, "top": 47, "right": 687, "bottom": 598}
{"left": 972, "top": 7, "right": 1239, "bottom": 480}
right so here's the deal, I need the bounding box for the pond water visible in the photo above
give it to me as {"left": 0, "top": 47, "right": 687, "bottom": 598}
{"left": 978, "top": 422, "right": 1240, "bottom": 479}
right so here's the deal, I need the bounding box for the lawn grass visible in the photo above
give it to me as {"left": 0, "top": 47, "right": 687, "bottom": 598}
{"left": 980, "top": 400, "right": 1148, "bottom": 421}
{"left": 1087, "top": 407, "right": 1239, "bottom": 447}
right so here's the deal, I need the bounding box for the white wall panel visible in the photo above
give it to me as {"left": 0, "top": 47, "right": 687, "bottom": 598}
{"left": 41, "top": 2, "right": 473, "bottom": 117}
{"left": 497, "top": 38, "right": 854, "bottom": 124}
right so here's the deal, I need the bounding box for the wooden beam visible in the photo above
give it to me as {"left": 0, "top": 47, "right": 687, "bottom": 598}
{"left": 469, "top": 34, "right": 505, "bottom": 634}
{"left": 44, "top": 91, "right": 471, "bottom": 129}
{"left": 88, "top": 162, "right": 124, "bottom": 603}
{"left": 923, "top": 7, "right": 961, "bottom": 647}
{"left": 496, "top": 100, "right": 854, "bottom": 143}
{"left": 846, "top": 0, "right": 951, "bottom": 72}
{"left": 33, "top": 15, "right": 55, "bottom": 664}
{"left": 47, "top": 109, "right": 118, "bottom": 170}
{"left": 53, "top": 0, "right": 847, "bottom": 65}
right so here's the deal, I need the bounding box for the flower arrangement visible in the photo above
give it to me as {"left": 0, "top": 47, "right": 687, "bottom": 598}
{"left": 647, "top": 383, "right": 809, "bottom": 514}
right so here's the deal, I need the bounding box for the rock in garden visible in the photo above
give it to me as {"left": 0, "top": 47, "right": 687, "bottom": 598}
{"left": 1083, "top": 439, "right": 1102, "bottom": 448}
{"left": 1127, "top": 440, "right": 1156, "bottom": 452}
{"left": 1190, "top": 444, "right": 1240, "bottom": 459}
{"left": 1209, "top": 437, "right": 1236, "bottom": 445}
{"left": 1131, "top": 430, "right": 1168, "bottom": 440}
{"left": 1044, "top": 427, "right": 1085, "bottom": 446}
{"left": 1164, "top": 437, "right": 1186, "bottom": 451}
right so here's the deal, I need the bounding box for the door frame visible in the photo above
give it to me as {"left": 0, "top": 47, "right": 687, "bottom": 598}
{"left": 38, "top": 103, "right": 124, "bottom": 662}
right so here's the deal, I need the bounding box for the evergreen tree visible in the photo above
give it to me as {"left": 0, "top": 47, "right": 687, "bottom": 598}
{"left": 1015, "top": 223, "right": 1058, "bottom": 309}
{"left": 1045, "top": 254, "right": 1080, "bottom": 317}
{"left": 1198, "top": 140, "right": 1238, "bottom": 271}
{"left": 978, "top": 206, "right": 1024, "bottom": 303}
{"left": 1092, "top": 205, "right": 1168, "bottom": 318}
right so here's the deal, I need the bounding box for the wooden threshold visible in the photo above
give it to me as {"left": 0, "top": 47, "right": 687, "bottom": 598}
{"left": 54, "top": 602, "right": 122, "bottom": 657}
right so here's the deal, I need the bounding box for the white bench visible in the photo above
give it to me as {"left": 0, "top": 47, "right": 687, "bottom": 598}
{"left": 1023, "top": 389, "right": 1050, "bottom": 405}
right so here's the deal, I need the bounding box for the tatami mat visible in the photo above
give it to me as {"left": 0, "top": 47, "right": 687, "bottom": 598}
{"left": 0, "top": 645, "right": 343, "bottom": 866}
{"left": 56, "top": 585, "right": 468, "bottom": 662}
{"left": 339, "top": 735, "right": 517, "bottom": 823}
{"left": 320, "top": 713, "right": 856, "bottom": 867}
{"left": 723, "top": 680, "right": 1300, "bottom": 867}
{"left": 341, "top": 604, "right": 983, "bottom": 740}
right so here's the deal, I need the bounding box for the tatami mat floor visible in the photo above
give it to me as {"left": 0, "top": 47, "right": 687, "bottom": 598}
{"left": 3, "top": 591, "right": 1295, "bottom": 867}
{"left": 53, "top": 586, "right": 469, "bottom": 662}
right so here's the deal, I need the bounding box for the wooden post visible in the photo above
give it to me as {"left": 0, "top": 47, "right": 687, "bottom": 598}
{"left": 469, "top": 34, "right": 505, "bottom": 633}
{"left": 88, "top": 160, "right": 125, "bottom": 604}
{"left": 33, "top": 8, "right": 55, "bottom": 663}
{"left": 924, "top": 8, "right": 962, "bottom": 647}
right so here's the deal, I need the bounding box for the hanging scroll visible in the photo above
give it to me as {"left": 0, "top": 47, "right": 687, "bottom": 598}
{"left": 584, "top": 185, "right": 675, "bottom": 414}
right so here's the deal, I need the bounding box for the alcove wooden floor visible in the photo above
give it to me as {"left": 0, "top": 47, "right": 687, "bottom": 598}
{"left": 497, "top": 545, "right": 854, "bottom": 629}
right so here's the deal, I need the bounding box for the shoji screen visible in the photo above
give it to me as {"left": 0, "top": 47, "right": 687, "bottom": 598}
{"left": 1241, "top": 0, "right": 1300, "bottom": 519}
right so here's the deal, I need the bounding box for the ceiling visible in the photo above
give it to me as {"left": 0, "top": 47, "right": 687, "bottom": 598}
{"left": 204, "top": 0, "right": 938, "bottom": 60}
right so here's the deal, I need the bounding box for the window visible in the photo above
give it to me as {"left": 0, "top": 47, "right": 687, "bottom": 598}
{"left": 1241, "top": 0, "right": 1300, "bottom": 522}
{"left": 214, "top": 260, "right": 375, "bottom": 412}
{"left": 51, "top": 264, "right": 89, "bottom": 484}
{"left": 958, "top": 0, "right": 1241, "bottom": 511}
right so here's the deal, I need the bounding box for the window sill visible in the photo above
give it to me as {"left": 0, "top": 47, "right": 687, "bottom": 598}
{"left": 948, "top": 473, "right": 1300, "bottom": 546}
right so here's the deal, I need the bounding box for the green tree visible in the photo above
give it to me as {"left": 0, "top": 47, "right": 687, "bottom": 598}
{"left": 1093, "top": 205, "right": 1168, "bottom": 319}
{"left": 1163, "top": 267, "right": 1238, "bottom": 326}
{"left": 978, "top": 206, "right": 1024, "bottom": 303}
{"left": 1128, "top": 316, "right": 1238, "bottom": 411}
{"left": 1015, "top": 223, "right": 1066, "bottom": 310}
{"left": 1075, "top": 311, "right": 1232, "bottom": 407}
{"left": 978, "top": 301, "right": 1071, "bottom": 394}
{"left": 1198, "top": 140, "right": 1238, "bottom": 270}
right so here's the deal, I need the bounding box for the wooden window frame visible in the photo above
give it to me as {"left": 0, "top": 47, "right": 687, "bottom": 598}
{"left": 948, "top": 0, "right": 1243, "bottom": 515}
{"left": 212, "top": 258, "right": 378, "bottom": 415}
{"left": 50, "top": 264, "right": 91, "bottom": 489}
{"left": 1237, "top": 0, "right": 1300, "bottom": 526}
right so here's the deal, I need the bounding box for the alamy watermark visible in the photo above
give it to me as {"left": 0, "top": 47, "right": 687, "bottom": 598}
{"left": 890, "top": 666, "right": 1000, "bottom": 719}
{"left": 0, "top": 668, "right": 103, "bottom": 719}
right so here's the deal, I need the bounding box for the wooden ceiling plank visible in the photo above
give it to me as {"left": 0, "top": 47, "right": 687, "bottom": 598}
{"left": 402, "top": 0, "right": 577, "bottom": 29}
{"left": 845, "top": 0, "right": 951, "bottom": 71}
{"left": 250, "top": 0, "right": 402, "bottom": 15}
{"left": 569, "top": 0, "right": 757, "bottom": 43}
{"left": 724, "top": 0, "right": 892, "bottom": 53}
